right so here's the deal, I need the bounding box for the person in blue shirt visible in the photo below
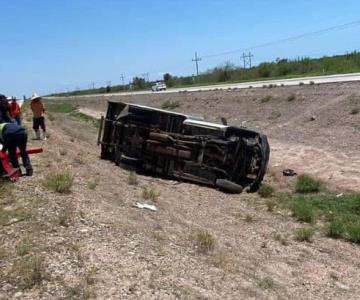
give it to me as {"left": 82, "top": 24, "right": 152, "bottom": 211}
{"left": 0, "top": 122, "right": 33, "bottom": 176}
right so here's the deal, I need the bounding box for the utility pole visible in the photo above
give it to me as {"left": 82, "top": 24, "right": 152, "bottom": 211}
{"left": 120, "top": 74, "right": 125, "bottom": 86}
{"left": 142, "top": 73, "right": 149, "bottom": 82}
{"left": 192, "top": 52, "right": 202, "bottom": 77}
{"left": 242, "top": 52, "right": 254, "bottom": 69}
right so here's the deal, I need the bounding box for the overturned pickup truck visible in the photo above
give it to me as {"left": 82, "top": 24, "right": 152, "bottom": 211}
{"left": 98, "top": 101, "right": 270, "bottom": 193}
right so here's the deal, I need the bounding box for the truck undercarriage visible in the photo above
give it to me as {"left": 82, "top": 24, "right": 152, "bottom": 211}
{"left": 98, "top": 101, "right": 270, "bottom": 193}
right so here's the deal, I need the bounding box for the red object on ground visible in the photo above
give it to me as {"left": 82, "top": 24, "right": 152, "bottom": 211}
{"left": 0, "top": 147, "right": 43, "bottom": 182}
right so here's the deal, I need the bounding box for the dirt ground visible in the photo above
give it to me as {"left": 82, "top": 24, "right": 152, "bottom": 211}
{"left": 1, "top": 82, "right": 360, "bottom": 299}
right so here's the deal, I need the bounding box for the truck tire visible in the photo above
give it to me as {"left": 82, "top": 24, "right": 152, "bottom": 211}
{"left": 215, "top": 179, "right": 243, "bottom": 193}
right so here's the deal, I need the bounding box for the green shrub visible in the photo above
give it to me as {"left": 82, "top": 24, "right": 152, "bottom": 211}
{"left": 326, "top": 220, "right": 345, "bottom": 238}
{"left": 291, "top": 198, "right": 317, "bottom": 223}
{"left": 294, "top": 228, "right": 314, "bottom": 242}
{"left": 44, "top": 171, "right": 74, "bottom": 193}
{"left": 258, "top": 184, "right": 274, "bottom": 198}
{"left": 346, "top": 223, "right": 360, "bottom": 243}
{"left": 45, "top": 101, "right": 76, "bottom": 113}
{"left": 295, "top": 174, "right": 322, "bottom": 193}
{"left": 196, "top": 230, "right": 215, "bottom": 253}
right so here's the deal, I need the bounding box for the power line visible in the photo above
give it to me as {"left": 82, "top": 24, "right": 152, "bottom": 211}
{"left": 203, "top": 20, "right": 360, "bottom": 59}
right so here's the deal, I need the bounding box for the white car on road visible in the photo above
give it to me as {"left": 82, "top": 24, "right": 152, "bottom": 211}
{"left": 151, "top": 82, "right": 167, "bottom": 92}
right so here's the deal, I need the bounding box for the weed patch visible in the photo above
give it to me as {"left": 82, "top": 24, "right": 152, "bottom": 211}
{"left": 326, "top": 220, "right": 345, "bottom": 238}
{"left": 44, "top": 171, "right": 74, "bottom": 193}
{"left": 245, "top": 214, "right": 254, "bottom": 222}
{"left": 142, "top": 187, "right": 160, "bottom": 202}
{"left": 195, "top": 230, "right": 215, "bottom": 254}
{"left": 265, "top": 199, "right": 277, "bottom": 212}
{"left": 71, "top": 111, "right": 100, "bottom": 128}
{"left": 258, "top": 183, "right": 274, "bottom": 198}
{"left": 294, "top": 228, "right": 314, "bottom": 242}
{"left": 128, "top": 172, "right": 138, "bottom": 185}
{"left": 58, "top": 205, "right": 73, "bottom": 227}
{"left": 269, "top": 191, "right": 360, "bottom": 244}
{"left": 0, "top": 206, "right": 30, "bottom": 226}
{"left": 295, "top": 174, "right": 322, "bottom": 193}
{"left": 16, "top": 238, "right": 33, "bottom": 256}
{"left": 45, "top": 101, "right": 77, "bottom": 113}
{"left": 291, "top": 198, "right": 317, "bottom": 223}
{"left": 12, "top": 255, "right": 46, "bottom": 290}
{"left": 87, "top": 179, "right": 98, "bottom": 190}
{"left": 257, "top": 277, "right": 275, "bottom": 289}
{"left": 346, "top": 223, "right": 360, "bottom": 243}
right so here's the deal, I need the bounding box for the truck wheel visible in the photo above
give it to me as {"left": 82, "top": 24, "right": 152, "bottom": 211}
{"left": 215, "top": 179, "right": 243, "bottom": 193}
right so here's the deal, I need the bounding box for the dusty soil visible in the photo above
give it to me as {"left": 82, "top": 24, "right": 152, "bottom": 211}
{"left": 0, "top": 82, "right": 359, "bottom": 299}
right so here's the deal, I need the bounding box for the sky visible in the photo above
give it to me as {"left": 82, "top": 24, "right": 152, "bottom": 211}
{"left": 1, "top": 0, "right": 360, "bottom": 97}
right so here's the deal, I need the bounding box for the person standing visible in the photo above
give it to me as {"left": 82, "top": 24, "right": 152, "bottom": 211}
{"left": 30, "top": 93, "right": 46, "bottom": 140}
{"left": 0, "top": 122, "right": 33, "bottom": 176}
{"left": 0, "top": 94, "right": 12, "bottom": 123}
{"left": 9, "top": 98, "right": 22, "bottom": 125}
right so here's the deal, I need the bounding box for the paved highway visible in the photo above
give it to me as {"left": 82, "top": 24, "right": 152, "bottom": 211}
{"left": 49, "top": 72, "right": 360, "bottom": 98}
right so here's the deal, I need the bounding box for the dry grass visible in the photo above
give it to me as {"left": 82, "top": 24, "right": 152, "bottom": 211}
{"left": 58, "top": 205, "right": 73, "bottom": 227}
{"left": 257, "top": 277, "right": 275, "bottom": 289}
{"left": 245, "top": 214, "right": 255, "bottom": 222}
{"left": 128, "top": 171, "right": 138, "bottom": 185}
{"left": 44, "top": 171, "right": 74, "bottom": 193}
{"left": 87, "top": 178, "right": 98, "bottom": 190}
{"left": 142, "top": 187, "right": 160, "bottom": 202}
{"left": 195, "top": 230, "right": 215, "bottom": 254}
{"left": 261, "top": 94, "right": 272, "bottom": 103}
{"left": 16, "top": 238, "right": 33, "bottom": 256}
{"left": 294, "top": 228, "right": 314, "bottom": 242}
{"left": 12, "top": 255, "right": 46, "bottom": 290}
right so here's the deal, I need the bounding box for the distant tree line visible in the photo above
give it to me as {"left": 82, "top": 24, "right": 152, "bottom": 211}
{"left": 49, "top": 51, "right": 360, "bottom": 97}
